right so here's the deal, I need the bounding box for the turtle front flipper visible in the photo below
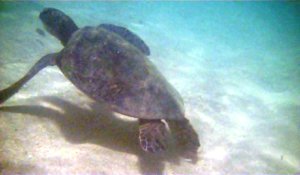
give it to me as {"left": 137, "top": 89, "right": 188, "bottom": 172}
{"left": 99, "top": 24, "right": 150, "bottom": 56}
{"left": 166, "top": 118, "right": 200, "bottom": 163}
{"left": 0, "top": 53, "right": 58, "bottom": 104}
{"left": 139, "top": 119, "right": 167, "bottom": 153}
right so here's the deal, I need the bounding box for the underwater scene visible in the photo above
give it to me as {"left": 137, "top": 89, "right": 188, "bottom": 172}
{"left": 0, "top": 1, "right": 299, "bottom": 174}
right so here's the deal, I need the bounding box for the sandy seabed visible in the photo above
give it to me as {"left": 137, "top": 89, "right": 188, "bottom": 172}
{"left": 0, "top": 2, "right": 299, "bottom": 175}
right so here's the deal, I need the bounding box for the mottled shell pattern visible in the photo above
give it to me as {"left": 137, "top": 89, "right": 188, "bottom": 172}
{"left": 57, "top": 26, "right": 185, "bottom": 120}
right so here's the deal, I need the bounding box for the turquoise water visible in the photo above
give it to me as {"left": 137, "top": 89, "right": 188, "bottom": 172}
{"left": 0, "top": 1, "right": 299, "bottom": 174}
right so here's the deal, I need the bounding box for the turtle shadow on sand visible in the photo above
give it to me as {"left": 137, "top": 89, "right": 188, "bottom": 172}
{"left": 0, "top": 96, "right": 182, "bottom": 174}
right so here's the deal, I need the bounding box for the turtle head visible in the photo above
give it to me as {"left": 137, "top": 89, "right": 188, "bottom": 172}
{"left": 39, "top": 8, "right": 79, "bottom": 46}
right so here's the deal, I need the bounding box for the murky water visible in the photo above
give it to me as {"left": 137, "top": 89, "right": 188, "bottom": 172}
{"left": 0, "top": 1, "right": 299, "bottom": 174}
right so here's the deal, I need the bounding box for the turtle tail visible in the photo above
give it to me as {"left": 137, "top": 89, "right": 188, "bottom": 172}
{"left": 0, "top": 53, "right": 57, "bottom": 104}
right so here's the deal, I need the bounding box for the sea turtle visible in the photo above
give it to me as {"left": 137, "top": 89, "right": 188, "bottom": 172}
{"left": 0, "top": 8, "right": 200, "bottom": 161}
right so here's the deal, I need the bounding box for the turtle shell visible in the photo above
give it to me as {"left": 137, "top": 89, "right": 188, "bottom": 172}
{"left": 57, "top": 26, "right": 184, "bottom": 120}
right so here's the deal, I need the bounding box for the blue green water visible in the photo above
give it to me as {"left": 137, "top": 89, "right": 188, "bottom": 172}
{"left": 0, "top": 1, "right": 299, "bottom": 174}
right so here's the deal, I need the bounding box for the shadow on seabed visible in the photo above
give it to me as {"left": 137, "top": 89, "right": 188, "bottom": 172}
{"left": 0, "top": 96, "right": 190, "bottom": 174}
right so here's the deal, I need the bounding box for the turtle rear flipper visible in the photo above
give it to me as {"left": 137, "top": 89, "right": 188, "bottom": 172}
{"left": 99, "top": 24, "right": 150, "bottom": 55}
{"left": 139, "top": 119, "right": 167, "bottom": 153}
{"left": 0, "top": 53, "right": 58, "bottom": 104}
{"left": 167, "top": 119, "right": 200, "bottom": 163}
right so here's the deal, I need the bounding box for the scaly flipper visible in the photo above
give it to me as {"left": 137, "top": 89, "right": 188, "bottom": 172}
{"left": 167, "top": 118, "right": 200, "bottom": 163}
{"left": 139, "top": 119, "right": 167, "bottom": 153}
{"left": 99, "top": 24, "right": 150, "bottom": 56}
{"left": 0, "top": 53, "right": 58, "bottom": 104}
